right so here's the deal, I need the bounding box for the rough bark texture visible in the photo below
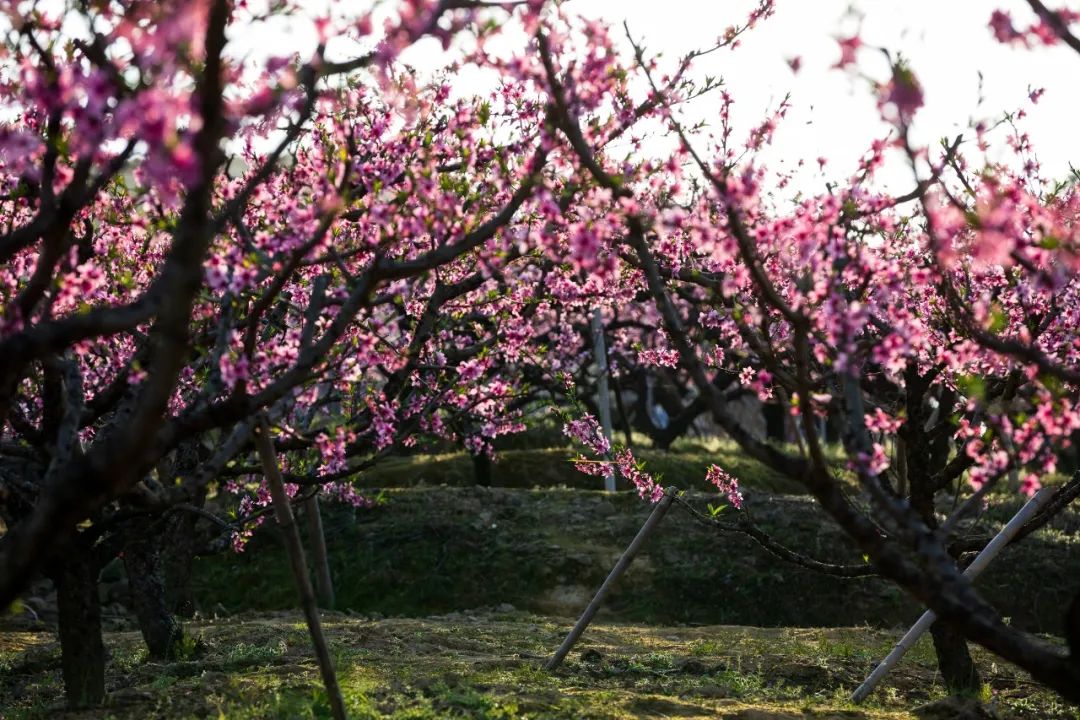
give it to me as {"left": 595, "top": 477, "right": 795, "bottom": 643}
{"left": 904, "top": 369, "right": 981, "bottom": 694}
{"left": 162, "top": 510, "right": 200, "bottom": 617}
{"left": 930, "top": 619, "right": 982, "bottom": 694}
{"left": 123, "top": 517, "right": 184, "bottom": 659}
{"left": 162, "top": 489, "right": 206, "bottom": 618}
{"left": 52, "top": 544, "right": 105, "bottom": 708}
{"left": 161, "top": 442, "right": 210, "bottom": 618}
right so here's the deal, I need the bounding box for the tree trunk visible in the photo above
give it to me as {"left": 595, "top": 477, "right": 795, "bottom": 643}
{"left": 894, "top": 436, "right": 908, "bottom": 498}
{"left": 930, "top": 619, "right": 981, "bottom": 694}
{"left": 123, "top": 517, "right": 184, "bottom": 659}
{"left": 903, "top": 367, "right": 980, "bottom": 695}
{"left": 910, "top": 488, "right": 981, "bottom": 694}
{"left": 52, "top": 544, "right": 105, "bottom": 708}
{"left": 1068, "top": 593, "right": 1080, "bottom": 662}
{"left": 609, "top": 369, "right": 635, "bottom": 449}
{"left": 304, "top": 494, "right": 335, "bottom": 610}
{"left": 161, "top": 441, "right": 210, "bottom": 618}
{"left": 162, "top": 493, "right": 204, "bottom": 618}
{"left": 471, "top": 450, "right": 492, "bottom": 487}
{"left": 763, "top": 401, "right": 786, "bottom": 442}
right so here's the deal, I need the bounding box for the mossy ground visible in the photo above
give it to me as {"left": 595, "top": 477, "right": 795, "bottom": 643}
{"left": 4, "top": 447, "right": 1078, "bottom": 719}
{"left": 1, "top": 611, "right": 1075, "bottom": 719}
{"left": 360, "top": 440, "right": 805, "bottom": 495}
{"left": 192, "top": 485, "right": 1080, "bottom": 634}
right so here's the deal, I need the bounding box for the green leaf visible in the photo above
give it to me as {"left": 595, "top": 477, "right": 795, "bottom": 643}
{"left": 956, "top": 374, "right": 986, "bottom": 402}
{"left": 987, "top": 305, "right": 1007, "bottom": 334}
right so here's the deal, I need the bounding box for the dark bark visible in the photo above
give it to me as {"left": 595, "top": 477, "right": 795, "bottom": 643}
{"left": 160, "top": 441, "right": 209, "bottom": 618}
{"left": 162, "top": 486, "right": 206, "bottom": 618}
{"left": 1068, "top": 592, "right": 1080, "bottom": 661}
{"left": 904, "top": 368, "right": 981, "bottom": 694}
{"left": 0, "top": 0, "right": 234, "bottom": 609}
{"left": 930, "top": 619, "right": 982, "bottom": 694}
{"left": 609, "top": 369, "right": 635, "bottom": 448}
{"left": 123, "top": 517, "right": 183, "bottom": 659}
{"left": 162, "top": 510, "right": 199, "bottom": 618}
{"left": 471, "top": 450, "right": 492, "bottom": 487}
{"left": 304, "top": 495, "right": 335, "bottom": 610}
{"left": 653, "top": 392, "right": 708, "bottom": 450}
{"left": 51, "top": 542, "right": 105, "bottom": 708}
{"left": 650, "top": 372, "right": 737, "bottom": 450}
{"left": 763, "top": 401, "right": 787, "bottom": 442}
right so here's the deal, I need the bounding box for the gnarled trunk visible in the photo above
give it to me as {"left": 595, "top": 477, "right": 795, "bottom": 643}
{"left": 52, "top": 544, "right": 105, "bottom": 708}
{"left": 162, "top": 498, "right": 204, "bottom": 618}
{"left": 930, "top": 619, "right": 981, "bottom": 694}
{"left": 123, "top": 517, "right": 183, "bottom": 659}
{"left": 904, "top": 368, "right": 980, "bottom": 695}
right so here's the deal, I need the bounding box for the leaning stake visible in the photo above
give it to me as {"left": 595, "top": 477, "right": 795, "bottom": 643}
{"left": 545, "top": 487, "right": 677, "bottom": 670}
{"left": 851, "top": 487, "right": 1055, "bottom": 703}
{"left": 256, "top": 415, "right": 348, "bottom": 720}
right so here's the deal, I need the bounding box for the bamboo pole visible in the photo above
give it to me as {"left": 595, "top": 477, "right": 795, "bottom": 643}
{"left": 851, "top": 487, "right": 1054, "bottom": 703}
{"left": 545, "top": 488, "right": 676, "bottom": 670}
{"left": 256, "top": 415, "right": 348, "bottom": 720}
{"left": 304, "top": 494, "right": 335, "bottom": 610}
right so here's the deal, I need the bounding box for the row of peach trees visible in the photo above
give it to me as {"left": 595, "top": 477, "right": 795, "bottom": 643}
{"left": 1, "top": 0, "right": 1079, "bottom": 709}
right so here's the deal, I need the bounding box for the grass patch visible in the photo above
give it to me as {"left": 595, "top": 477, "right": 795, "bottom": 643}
{"left": 1, "top": 613, "right": 1069, "bottom": 719}
{"left": 361, "top": 443, "right": 805, "bottom": 495}
{"left": 191, "top": 486, "right": 1080, "bottom": 635}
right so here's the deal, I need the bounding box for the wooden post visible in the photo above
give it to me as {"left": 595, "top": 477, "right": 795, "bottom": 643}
{"left": 545, "top": 488, "right": 676, "bottom": 670}
{"left": 591, "top": 308, "right": 616, "bottom": 492}
{"left": 255, "top": 415, "right": 348, "bottom": 720}
{"left": 305, "top": 494, "right": 335, "bottom": 610}
{"left": 851, "top": 487, "right": 1054, "bottom": 703}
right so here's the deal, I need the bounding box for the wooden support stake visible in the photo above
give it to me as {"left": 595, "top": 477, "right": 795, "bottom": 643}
{"left": 256, "top": 415, "right": 348, "bottom": 720}
{"left": 545, "top": 488, "right": 677, "bottom": 670}
{"left": 851, "top": 487, "right": 1054, "bottom": 703}
{"left": 305, "top": 494, "right": 335, "bottom": 610}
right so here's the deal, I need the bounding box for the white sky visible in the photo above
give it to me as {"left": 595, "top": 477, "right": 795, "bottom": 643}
{"left": 579, "top": 0, "right": 1078, "bottom": 196}
{"left": 585, "top": 0, "right": 1079, "bottom": 196}
{"left": 231, "top": 0, "right": 1079, "bottom": 197}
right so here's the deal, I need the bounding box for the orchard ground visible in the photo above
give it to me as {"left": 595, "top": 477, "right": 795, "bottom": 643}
{"left": 2, "top": 442, "right": 1078, "bottom": 719}
{"left": 2, "top": 611, "right": 1075, "bottom": 720}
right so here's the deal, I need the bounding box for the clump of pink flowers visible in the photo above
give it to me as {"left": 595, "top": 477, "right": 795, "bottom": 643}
{"left": 705, "top": 464, "right": 744, "bottom": 509}
{"left": 562, "top": 412, "right": 664, "bottom": 502}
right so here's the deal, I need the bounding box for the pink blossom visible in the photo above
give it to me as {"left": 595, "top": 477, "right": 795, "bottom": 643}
{"left": 705, "top": 464, "right": 743, "bottom": 509}
{"left": 834, "top": 34, "right": 862, "bottom": 68}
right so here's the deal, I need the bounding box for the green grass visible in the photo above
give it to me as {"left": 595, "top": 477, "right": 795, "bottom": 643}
{"left": 190, "top": 485, "right": 1080, "bottom": 635}
{"left": 0, "top": 613, "right": 1073, "bottom": 719}
{"left": 361, "top": 442, "right": 805, "bottom": 494}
